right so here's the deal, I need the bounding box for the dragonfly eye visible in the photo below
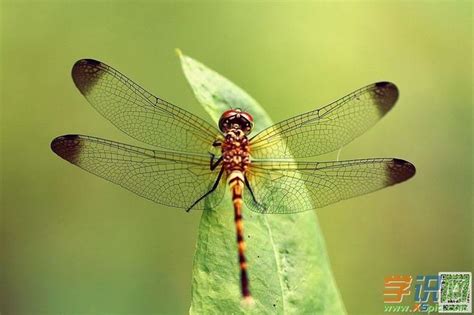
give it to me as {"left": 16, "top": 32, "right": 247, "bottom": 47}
{"left": 219, "top": 110, "right": 254, "bottom": 134}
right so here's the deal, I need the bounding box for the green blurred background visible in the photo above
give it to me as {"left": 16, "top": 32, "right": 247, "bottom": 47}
{"left": 1, "top": 1, "right": 471, "bottom": 314}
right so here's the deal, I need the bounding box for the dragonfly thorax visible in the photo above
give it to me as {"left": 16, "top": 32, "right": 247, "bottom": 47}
{"left": 219, "top": 109, "right": 254, "bottom": 134}
{"left": 222, "top": 129, "right": 251, "bottom": 173}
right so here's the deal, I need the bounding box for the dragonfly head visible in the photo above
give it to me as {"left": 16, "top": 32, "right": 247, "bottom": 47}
{"left": 219, "top": 109, "right": 254, "bottom": 134}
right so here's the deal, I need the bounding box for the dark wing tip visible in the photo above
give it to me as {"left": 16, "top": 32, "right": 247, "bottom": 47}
{"left": 71, "top": 59, "right": 105, "bottom": 95}
{"left": 51, "top": 134, "right": 82, "bottom": 164}
{"left": 386, "top": 158, "right": 416, "bottom": 185}
{"left": 375, "top": 81, "right": 394, "bottom": 88}
{"left": 74, "top": 58, "right": 101, "bottom": 66}
{"left": 372, "top": 81, "right": 399, "bottom": 115}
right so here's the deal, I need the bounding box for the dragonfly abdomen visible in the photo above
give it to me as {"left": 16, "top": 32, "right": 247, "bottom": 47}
{"left": 228, "top": 171, "right": 252, "bottom": 300}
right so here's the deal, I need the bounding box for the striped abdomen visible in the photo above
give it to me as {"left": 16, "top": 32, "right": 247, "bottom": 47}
{"left": 228, "top": 171, "right": 251, "bottom": 300}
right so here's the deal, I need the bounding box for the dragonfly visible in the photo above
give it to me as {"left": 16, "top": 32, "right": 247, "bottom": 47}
{"left": 51, "top": 59, "right": 416, "bottom": 302}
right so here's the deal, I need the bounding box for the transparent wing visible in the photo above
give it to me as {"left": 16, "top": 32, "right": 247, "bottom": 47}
{"left": 250, "top": 82, "right": 399, "bottom": 159}
{"left": 51, "top": 135, "right": 225, "bottom": 210}
{"left": 72, "top": 59, "right": 221, "bottom": 153}
{"left": 244, "top": 158, "right": 415, "bottom": 214}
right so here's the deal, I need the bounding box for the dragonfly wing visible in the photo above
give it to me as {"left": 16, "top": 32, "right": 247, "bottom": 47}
{"left": 51, "top": 135, "right": 225, "bottom": 210}
{"left": 250, "top": 82, "right": 399, "bottom": 159}
{"left": 72, "top": 59, "right": 221, "bottom": 153}
{"left": 244, "top": 158, "right": 415, "bottom": 214}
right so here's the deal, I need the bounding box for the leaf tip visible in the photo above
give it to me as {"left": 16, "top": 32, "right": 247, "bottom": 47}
{"left": 175, "top": 48, "right": 183, "bottom": 58}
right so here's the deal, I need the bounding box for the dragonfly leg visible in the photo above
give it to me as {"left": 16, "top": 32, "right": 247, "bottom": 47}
{"left": 186, "top": 168, "right": 224, "bottom": 212}
{"left": 244, "top": 175, "right": 266, "bottom": 212}
{"left": 209, "top": 155, "right": 223, "bottom": 171}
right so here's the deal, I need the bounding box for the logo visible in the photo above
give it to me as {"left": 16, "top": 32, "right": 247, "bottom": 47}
{"left": 383, "top": 272, "right": 471, "bottom": 313}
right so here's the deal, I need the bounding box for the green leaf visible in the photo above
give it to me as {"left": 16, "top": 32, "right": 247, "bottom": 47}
{"left": 178, "top": 50, "right": 347, "bottom": 314}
